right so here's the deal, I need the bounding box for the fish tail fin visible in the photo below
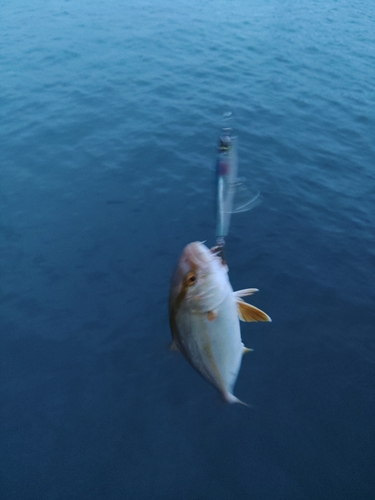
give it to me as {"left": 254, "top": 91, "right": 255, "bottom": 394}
{"left": 223, "top": 392, "right": 249, "bottom": 407}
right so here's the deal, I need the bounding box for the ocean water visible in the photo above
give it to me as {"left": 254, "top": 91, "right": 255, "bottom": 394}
{"left": 1, "top": 0, "right": 375, "bottom": 498}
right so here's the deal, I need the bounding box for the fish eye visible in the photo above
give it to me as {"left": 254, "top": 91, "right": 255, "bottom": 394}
{"left": 186, "top": 272, "right": 197, "bottom": 286}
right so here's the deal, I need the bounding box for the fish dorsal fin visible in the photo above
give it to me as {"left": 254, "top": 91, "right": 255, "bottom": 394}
{"left": 237, "top": 299, "right": 272, "bottom": 322}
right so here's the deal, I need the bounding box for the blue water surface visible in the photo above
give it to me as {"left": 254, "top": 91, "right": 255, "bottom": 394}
{"left": 1, "top": 1, "right": 375, "bottom": 499}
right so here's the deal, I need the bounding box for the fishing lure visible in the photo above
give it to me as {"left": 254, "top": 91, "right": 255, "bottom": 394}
{"left": 215, "top": 121, "right": 259, "bottom": 258}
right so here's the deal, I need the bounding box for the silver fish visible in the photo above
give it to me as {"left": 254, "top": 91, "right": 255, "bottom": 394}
{"left": 169, "top": 241, "right": 271, "bottom": 404}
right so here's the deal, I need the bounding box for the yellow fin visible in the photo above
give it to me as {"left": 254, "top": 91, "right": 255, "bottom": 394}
{"left": 237, "top": 299, "right": 272, "bottom": 322}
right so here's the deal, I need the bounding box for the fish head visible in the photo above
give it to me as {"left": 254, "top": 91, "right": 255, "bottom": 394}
{"left": 169, "top": 241, "right": 229, "bottom": 314}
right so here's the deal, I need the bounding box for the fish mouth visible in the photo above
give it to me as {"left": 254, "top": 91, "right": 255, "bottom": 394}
{"left": 181, "top": 241, "right": 213, "bottom": 270}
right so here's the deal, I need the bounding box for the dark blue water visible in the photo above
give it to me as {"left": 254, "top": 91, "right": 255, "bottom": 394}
{"left": 1, "top": 1, "right": 375, "bottom": 498}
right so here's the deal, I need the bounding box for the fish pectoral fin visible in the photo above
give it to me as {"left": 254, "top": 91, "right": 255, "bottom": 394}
{"left": 206, "top": 310, "right": 218, "bottom": 321}
{"left": 234, "top": 288, "right": 259, "bottom": 298}
{"left": 237, "top": 299, "right": 272, "bottom": 322}
{"left": 169, "top": 340, "right": 179, "bottom": 351}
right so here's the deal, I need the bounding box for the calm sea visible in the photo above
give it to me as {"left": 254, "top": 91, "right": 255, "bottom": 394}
{"left": 1, "top": 0, "right": 374, "bottom": 499}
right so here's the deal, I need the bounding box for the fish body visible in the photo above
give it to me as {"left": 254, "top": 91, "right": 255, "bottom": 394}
{"left": 169, "top": 241, "right": 271, "bottom": 403}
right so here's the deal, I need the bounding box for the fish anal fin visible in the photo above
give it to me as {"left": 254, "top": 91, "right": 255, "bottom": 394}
{"left": 237, "top": 300, "right": 272, "bottom": 322}
{"left": 243, "top": 347, "right": 254, "bottom": 355}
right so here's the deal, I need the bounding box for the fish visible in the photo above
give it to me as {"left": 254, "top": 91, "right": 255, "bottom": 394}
{"left": 169, "top": 241, "right": 271, "bottom": 404}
